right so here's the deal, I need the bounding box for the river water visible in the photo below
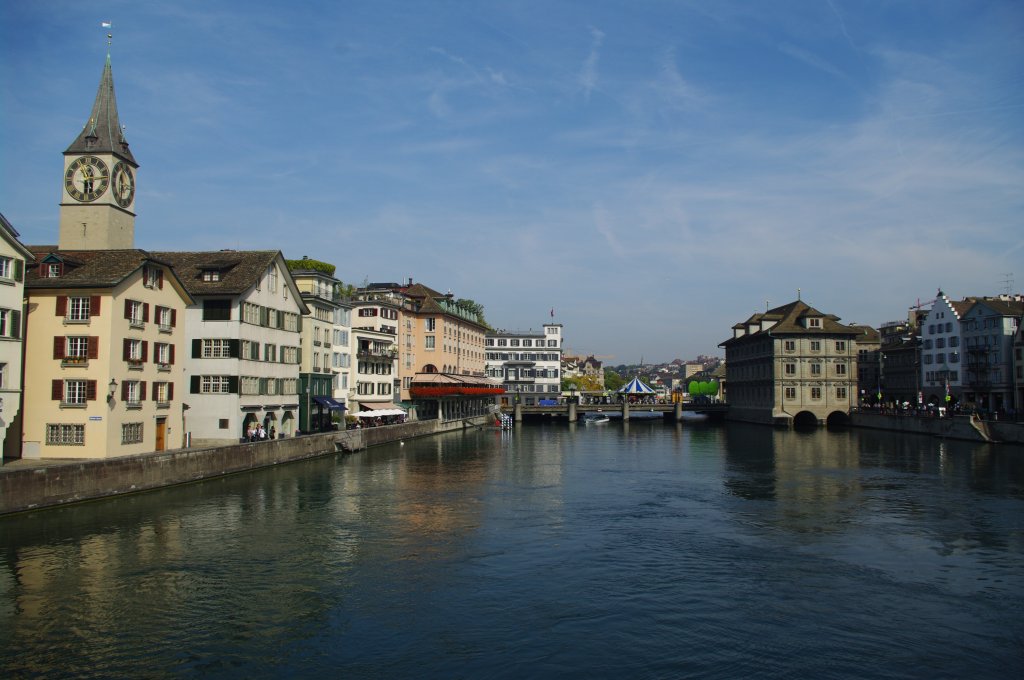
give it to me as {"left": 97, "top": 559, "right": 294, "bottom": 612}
{"left": 1, "top": 420, "right": 1022, "bottom": 678}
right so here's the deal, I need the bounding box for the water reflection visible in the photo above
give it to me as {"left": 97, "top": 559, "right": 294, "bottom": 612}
{"left": 1, "top": 423, "right": 1022, "bottom": 677}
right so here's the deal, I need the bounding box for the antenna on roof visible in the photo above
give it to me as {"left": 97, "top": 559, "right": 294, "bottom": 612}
{"left": 1000, "top": 272, "right": 1014, "bottom": 295}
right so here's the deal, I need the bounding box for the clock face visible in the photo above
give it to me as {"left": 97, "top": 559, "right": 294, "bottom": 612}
{"left": 65, "top": 156, "right": 110, "bottom": 202}
{"left": 112, "top": 162, "right": 136, "bottom": 208}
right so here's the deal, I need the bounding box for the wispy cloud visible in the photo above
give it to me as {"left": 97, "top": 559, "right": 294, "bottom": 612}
{"left": 579, "top": 26, "right": 605, "bottom": 101}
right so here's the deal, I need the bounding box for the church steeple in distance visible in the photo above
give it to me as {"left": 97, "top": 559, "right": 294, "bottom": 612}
{"left": 59, "top": 33, "right": 139, "bottom": 251}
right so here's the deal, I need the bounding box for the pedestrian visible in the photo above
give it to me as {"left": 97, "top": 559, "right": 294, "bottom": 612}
{"left": 258, "top": 425, "right": 266, "bottom": 440}
{"left": 270, "top": 425, "right": 276, "bottom": 439}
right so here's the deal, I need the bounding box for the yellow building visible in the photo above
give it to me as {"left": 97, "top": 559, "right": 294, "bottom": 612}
{"left": 22, "top": 250, "right": 192, "bottom": 458}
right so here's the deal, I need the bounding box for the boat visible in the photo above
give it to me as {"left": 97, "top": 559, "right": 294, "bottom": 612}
{"left": 582, "top": 412, "right": 610, "bottom": 424}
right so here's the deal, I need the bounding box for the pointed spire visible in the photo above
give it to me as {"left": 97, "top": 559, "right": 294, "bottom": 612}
{"left": 65, "top": 54, "right": 136, "bottom": 164}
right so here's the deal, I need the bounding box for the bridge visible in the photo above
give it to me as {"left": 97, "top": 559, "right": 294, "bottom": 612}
{"left": 499, "top": 401, "right": 729, "bottom": 423}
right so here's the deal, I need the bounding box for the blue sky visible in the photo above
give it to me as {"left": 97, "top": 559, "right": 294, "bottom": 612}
{"left": 2, "top": 1, "right": 1022, "bottom": 363}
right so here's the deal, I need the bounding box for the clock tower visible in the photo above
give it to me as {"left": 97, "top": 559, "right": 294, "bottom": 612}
{"left": 58, "top": 51, "right": 138, "bottom": 250}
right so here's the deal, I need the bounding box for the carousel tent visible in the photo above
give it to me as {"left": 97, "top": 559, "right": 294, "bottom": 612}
{"left": 617, "top": 377, "right": 656, "bottom": 394}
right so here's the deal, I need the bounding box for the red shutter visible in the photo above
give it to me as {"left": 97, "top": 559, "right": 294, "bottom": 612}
{"left": 140, "top": 382, "right": 147, "bottom": 401}
{"left": 158, "top": 270, "right": 164, "bottom": 289}
{"left": 168, "top": 383, "right": 174, "bottom": 401}
{"left": 53, "top": 336, "right": 65, "bottom": 360}
{"left": 86, "top": 380, "right": 97, "bottom": 401}
{"left": 143, "top": 303, "right": 150, "bottom": 323}
{"left": 124, "top": 299, "right": 131, "bottom": 319}
{"left": 141, "top": 341, "right": 148, "bottom": 362}
{"left": 122, "top": 382, "right": 129, "bottom": 401}
{"left": 88, "top": 337, "right": 99, "bottom": 359}
{"left": 169, "top": 344, "right": 175, "bottom": 365}
{"left": 90, "top": 296, "right": 101, "bottom": 316}
{"left": 52, "top": 380, "right": 63, "bottom": 401}
{"left": 56, "top": 296, "right": 68, "bottom": 317}
{"left": 123, "top": 339, "right": 130, "bottom": 361}
{"left": 171, "top": 309, "right": 177, "bottom": 327}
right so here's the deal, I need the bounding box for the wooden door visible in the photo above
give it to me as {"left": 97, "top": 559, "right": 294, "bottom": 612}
{"left": 155, "top": 417, "right": 167, "bottom": 451}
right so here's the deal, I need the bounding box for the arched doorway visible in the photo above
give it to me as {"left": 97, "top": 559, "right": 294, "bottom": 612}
{"left": 242, "top": 413, "right": 260, "bottom": 440}
{"left": 281, "top": 411, "right": 295, "bottom": 437}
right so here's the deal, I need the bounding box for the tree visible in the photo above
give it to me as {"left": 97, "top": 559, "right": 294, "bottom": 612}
{"left": 605, "top": 370, "right": 625, "bottom": 392}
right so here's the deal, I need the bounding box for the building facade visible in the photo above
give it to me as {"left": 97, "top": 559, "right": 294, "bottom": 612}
{"left": 152, "top": 251, "right": 307, "bottom": 445}
{"left": 22, "top": 250, "right": 191, "bottom": 458}
{"left": 919, "top": 292, "right": 970, "bottom": 405}
{"left": 719, "top": 300, "right": 860, "bottom": 426}
{"left": 0, "top": 215, "right": 33, "bottom": 460}
{"left": 486, "top": 324, "right": 563, "bottom": 406}
{"left": 961, "top": 296, "right": 1023, "bottom": 413}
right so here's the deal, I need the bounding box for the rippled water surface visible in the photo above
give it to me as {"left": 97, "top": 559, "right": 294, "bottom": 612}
{"left": 2, "top": 421, "right": 1023, "bottom": 678}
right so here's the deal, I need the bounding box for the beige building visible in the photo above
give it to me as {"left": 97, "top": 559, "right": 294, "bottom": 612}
{"left": 353, "top": 280, "right": 489, "bottom": 409}
{"left": 0, "top": 214, "right": 34, "bottom": 460}
{"left": 22, "top": 250, "right": 192, "bottom": 458}
{"left": 720, "top": 300, "right": 861, "bottom": 426}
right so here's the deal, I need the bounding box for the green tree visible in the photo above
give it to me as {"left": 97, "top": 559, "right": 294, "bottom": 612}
{"left": 605, "top": 370, "right": 625, "bottom": 392}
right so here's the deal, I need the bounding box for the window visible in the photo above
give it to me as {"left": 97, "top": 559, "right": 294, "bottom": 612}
{"left": 64, "top": 379, "right": 88, "bottom": 405}
{"left": 125, "top": 381, "right": 142, "bottom": 406}
{"left": 358, "top": 308, "right": 378, "bottom": 317}
{"left": 810, "top": 364, "right": 821, "bottom": 375}
{"left": 811, "top": 387, "right": 822, "bottom": 400}
{"left": 203, "top": 299, "right": 231, "bottom": 321}
{"left": 126, "top": 338, "right": 144, "bottom": 364}
{"left": 47, "top": 263, "right": 61, "bottom": 278}
{"left": 425, "top": 318, "right": 436, "bottom": 331}
{"left": 154, "top": 382, "right": 171, "bottom": 404}
{"left": 0, "top": 363, "right": 5, "bottom": 389}
{"left": 283, "top": 312, "right": 299, "bottom": 332}
{"left": 835, "top": 341, "right": 847, "bottom": 352}
{"left": 784, "top": 340, "right": 796, "bottom": 351}
{"left": 157, "top": 306, "right": 175, "bottom": 331}
{"left": 936, "top": 338, "right": 945, "bottom": 349}
{"left": 0, "top": 257, "right": 10, "bottom": 279}
{"left": 497, "top": 339, "right": 507, "bottom": 347}
{"left": 241, "top": 376, "right": 260, "bottom": 395}
{"left": 125, "top": 299, "right": 146, "bottom": 326}
{"left": 808, "top": 318, "right": 822, "bottom": 328}
{"left": 202, "top": 339, "right": 231, "bottom": 358}
{"left": 523, "top": 339, "right": 533, "bottom": 347}
{"left": 155, "top": 343, "right": 172, "bottom": 368}
{"left": 46, "top": 424, "right": 84, "bottom": 446}
{"left": 263, "top": 344, "right": 277, "bottom": 362}
{"left": 0, "top": 309, "right": 20, "bottom": 339}
{"left": 201, "top": 376, "right": 231, "bottom": 393}
{"left": 784, "top": 363, "right": 796, "bottom": 376}
{"left": 268, "top": 266, "right": 278, "bottom": 292}
{"left": 243, "top": 302, "right": 261, "bottom": 325}
{"left": 68, "top": 296, "right": 92, "bottom": 322}
{"left": 836, "top": 387, "right": 847, "bottom": 399}
{"left": 835, "top": 363, "right": 847, "bottom": 375}
{"left": 784, "top": 387, "right": 796, "bottom": 400}
{"left": 548, "top": 340, "right": 557, "bottom": 347}
{"left": 65, "top": 336, "right": 90, "bottom": 361}
{"left": 425, "top": 336, "right": 435, "bottom": 349}
{"left": 810, "top": 341, "right": 821, "bottom": 352}
{"left": 144, "top": 266, "right": 162, "bottom": 289}
{"left": 510, "top": 339, "right": 520, "bottom": 346}
{"left": 121, "top": 422, "right": 144, "bottom": 444}
{"left": 202, "top": 270, "right": 221, "bottom": 282}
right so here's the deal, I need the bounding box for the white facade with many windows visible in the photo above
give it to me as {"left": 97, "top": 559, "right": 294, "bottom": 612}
{"left": 485, "top": 324, "right": 563, "bottom": 406}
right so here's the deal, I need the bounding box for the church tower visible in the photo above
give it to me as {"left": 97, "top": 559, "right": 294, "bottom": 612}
{"left": 58, "top": 48, "right": 138, "bottom": 250}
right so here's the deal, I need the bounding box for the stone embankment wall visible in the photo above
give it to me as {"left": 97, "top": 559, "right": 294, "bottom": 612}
{"left": 0, "top": 416, "right": 490, "bottom": 515}
{"left": 851, "top": 411, "right": 1024, "bottom": 445}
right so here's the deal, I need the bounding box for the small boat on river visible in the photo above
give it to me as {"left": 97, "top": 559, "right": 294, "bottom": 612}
{"left": 582, "top": 413, "right": 610, "bottom": 424}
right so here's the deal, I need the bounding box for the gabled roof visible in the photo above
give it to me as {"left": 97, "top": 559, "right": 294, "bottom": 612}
{"left": 0, "top": 212, "right": 35, "bottom": 260}
{"left": 65, "top": 54, "right": 136, "bottom": 165}
{"left": 24, "top": 247, "right": 177, "bottom": 291}
{"left": 149, "top": 250, "right": 278, "bottom": 296}
{"left": 721, "top": 299, "right": 860, "bottom": 346}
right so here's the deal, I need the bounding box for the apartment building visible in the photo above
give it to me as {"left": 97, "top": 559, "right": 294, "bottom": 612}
{"left": 486, "top": 324, "right": 563, "bottom": 406}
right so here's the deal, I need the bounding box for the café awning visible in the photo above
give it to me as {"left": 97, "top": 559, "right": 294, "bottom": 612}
{"left": 312, "top": 396, "right": 346, "bottom": 410}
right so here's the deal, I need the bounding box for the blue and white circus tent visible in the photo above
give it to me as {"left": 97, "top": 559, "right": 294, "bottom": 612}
{"left": 617, "top": 377, "right": 656, "bottom": 395}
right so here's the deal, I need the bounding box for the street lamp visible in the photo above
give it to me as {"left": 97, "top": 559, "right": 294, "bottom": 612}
{"left": 107, "top": 378, "right": 118, "bottom": 402}
{"left": 569, "top": 385, "right": 577, "bottom": 404}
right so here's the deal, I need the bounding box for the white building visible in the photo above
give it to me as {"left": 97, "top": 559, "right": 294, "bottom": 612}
{"left": 0, "top": 214, "right": 33, "bottom": 460}
{"left": 152, "top": 250, "right": 308, "bottom": 445}
{"left": 486, "top": 324, "right": 563, "bottom": 406}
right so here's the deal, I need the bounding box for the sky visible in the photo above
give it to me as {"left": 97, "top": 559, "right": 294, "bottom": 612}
{"left": 2, "top": 1, "right": 1022, "bottom": 364}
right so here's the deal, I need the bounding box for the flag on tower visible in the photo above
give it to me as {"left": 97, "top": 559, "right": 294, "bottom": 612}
{"left": 550, "top": 308, "right": 554, "bottom": 318}
{"left": 101, "top": 21, "right": 112, "bottom": 28}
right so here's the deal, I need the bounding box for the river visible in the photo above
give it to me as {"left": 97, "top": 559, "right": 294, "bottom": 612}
{"left": 1, "top": 420, "right": 1022, "bottom": 678}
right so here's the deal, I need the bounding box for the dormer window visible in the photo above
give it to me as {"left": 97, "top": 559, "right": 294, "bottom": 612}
{"left": 202, "top": 270, "right": 221, "bottom": 282}
{"left": 807, "top": 317, "right": 822, "bottom": 328}
{"left": 47, "top": 263, "right": 62, "bottom": 278}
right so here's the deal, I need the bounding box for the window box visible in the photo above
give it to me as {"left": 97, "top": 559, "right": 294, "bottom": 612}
{"left": 127, "top": 360, "right": 144, "bottom": 370}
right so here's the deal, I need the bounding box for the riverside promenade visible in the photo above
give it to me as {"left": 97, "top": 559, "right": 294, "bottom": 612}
{"left": 0, "top": 415, "right": 493, "bottom": 515}
{"left": 851, "top": 409, "right": 1024, "bottom": 445}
